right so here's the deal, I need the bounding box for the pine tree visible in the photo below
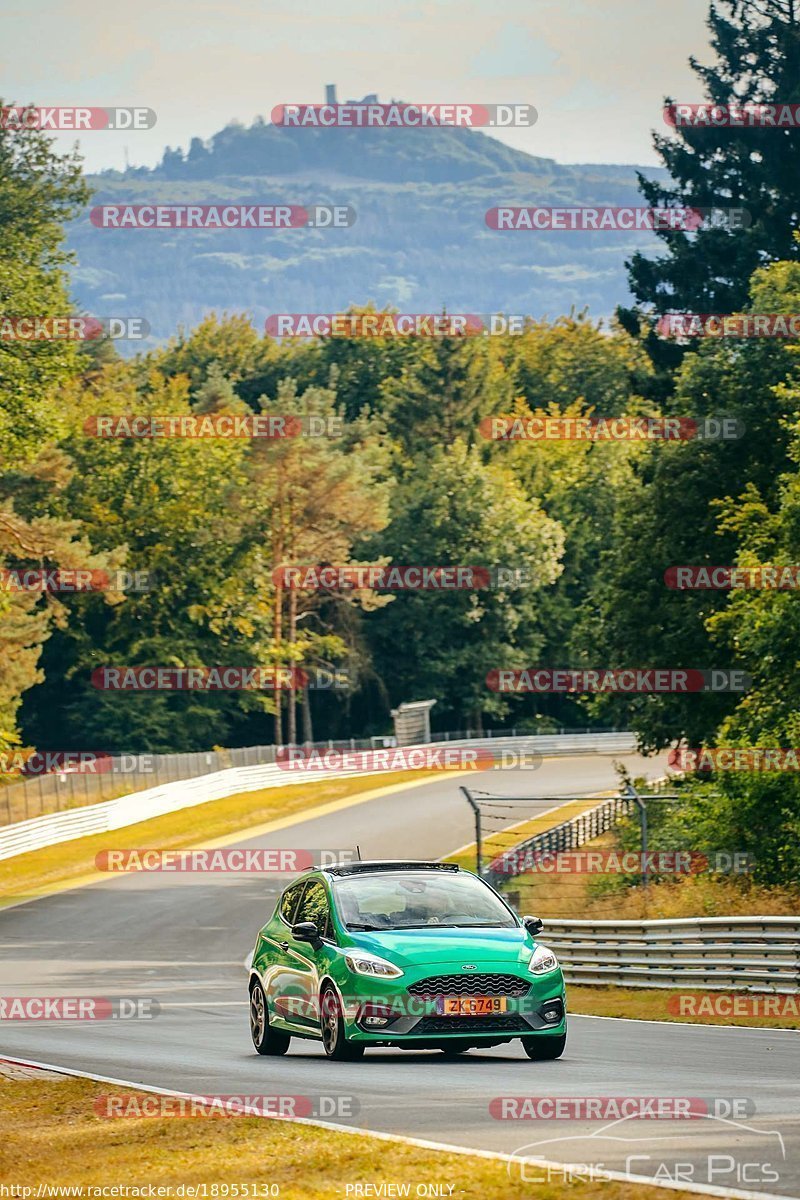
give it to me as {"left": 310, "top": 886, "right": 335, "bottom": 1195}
{"left": 622, "top": 0, "right": 800, "bottom": 328}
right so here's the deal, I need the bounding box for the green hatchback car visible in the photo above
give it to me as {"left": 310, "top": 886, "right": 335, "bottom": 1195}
{"left": 248, "top": 860, "right": 566, "bottom": 1060}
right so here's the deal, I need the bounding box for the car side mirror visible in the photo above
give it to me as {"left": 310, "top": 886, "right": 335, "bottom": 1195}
{"left": 292, "top": 921, "right": 323, "bottom": 948}
{"left": 523, "top": 915, "right": 544, "bottom": 936}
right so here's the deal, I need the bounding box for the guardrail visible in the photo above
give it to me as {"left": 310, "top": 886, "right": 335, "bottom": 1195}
{"left": 0, "top": 731, "right": 637, "bottom": 863}
{"left": 0, "top": 728, "right": 633, "bottom": 826}
{"left": 0, "top": 741, "right": 379, "bottom": 826}
{"left": 541, "top": 916, "right": 800, "bottom": 993}
{"left": 480, "top": 786, "right": 799, "bottom": 995}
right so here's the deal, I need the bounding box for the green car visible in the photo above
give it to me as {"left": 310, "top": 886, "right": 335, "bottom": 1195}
{"left": 248, "top": 860, "right": 566, "bottom": 1060}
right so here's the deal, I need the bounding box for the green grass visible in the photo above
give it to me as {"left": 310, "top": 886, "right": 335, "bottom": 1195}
{"left": 569, "top": 985, "right": 800, "bottom": 1029}
{"left": 0, "top": 1074, "right": 702, "bottom": 1199}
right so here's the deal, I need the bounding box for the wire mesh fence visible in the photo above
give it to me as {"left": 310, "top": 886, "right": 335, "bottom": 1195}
{"left": 0, "top": 738, "right": 383, "bottom": 827}
{"left": 0, "top": 727, "right": 629, "bottom": 828}
{"left": 459, "top": 783, "right": 716, "bottom": 921}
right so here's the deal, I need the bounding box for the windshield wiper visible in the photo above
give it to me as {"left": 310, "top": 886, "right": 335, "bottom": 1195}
{"left": 378, "top": 922, "right": 462, "bottom": 930}
{"left": 377, "top": 921, "right": 511, "bottom": 930}
{"left": 347, "top": 921, "right": 511, "bottom": 931}
{"left": 449, "top": 922, "right": 510, "bottom": 928}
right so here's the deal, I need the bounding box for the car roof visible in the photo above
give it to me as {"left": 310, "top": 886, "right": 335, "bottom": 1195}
{"left": 322, "top": 860, "right": 461, "bottom": 878}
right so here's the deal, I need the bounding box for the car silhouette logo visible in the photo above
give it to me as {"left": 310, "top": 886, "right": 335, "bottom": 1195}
{"left": 462, "top": 964, "right": 477, "bottom": 970}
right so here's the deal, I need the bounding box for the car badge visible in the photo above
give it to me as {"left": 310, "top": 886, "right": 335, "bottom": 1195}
{"left": 462, "top": 964, "right": 476, "bottom": 970}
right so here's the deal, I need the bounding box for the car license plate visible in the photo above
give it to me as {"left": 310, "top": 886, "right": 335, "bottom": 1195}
{"left": 435, "top": 996, "right": 508, "bottom": 1016}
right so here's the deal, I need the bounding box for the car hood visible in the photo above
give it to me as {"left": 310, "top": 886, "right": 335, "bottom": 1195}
{"left": 349, "top": 925, "right": 536, "bottom": 969}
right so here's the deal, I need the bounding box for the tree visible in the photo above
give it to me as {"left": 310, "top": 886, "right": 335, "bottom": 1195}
{"left": 155, "top": 313, "right": 279, "bottom": 400}
{"left": 623, "top": 1, "right": 800, "bottom": 329}
{"left": 507, "top": 313, "right": 650, "bottom": 415}
{"left": 240, "top": 380, "right": 392, "bottom": 744}
{"left": 21, "top": 362, "right": 256, "bottom": 751}
{"left": 0, "top": 101, "right": 89, "bottom": 457}
{"left": 380, "top": 332, "right": 514, "bottom": 463}
{"left": 360, "top": 440, "right": 564, "bottom": 729}
{"left": 0, "top": 107, "right": 116, "bottom": 755}
{"left": 588, "top": 259, "right": 800, "bottom": 748}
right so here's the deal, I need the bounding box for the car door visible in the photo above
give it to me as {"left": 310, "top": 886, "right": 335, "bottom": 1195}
{"left": 278, "top": 878, "right": 335, "bottom": 1031}
{"left": 260, "top": 879, "right": 308, "bottom": 1030}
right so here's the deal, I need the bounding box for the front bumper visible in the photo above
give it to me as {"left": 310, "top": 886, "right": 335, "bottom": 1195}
{"left": 337, "top": 967, "right": 566, "bottom": 1042}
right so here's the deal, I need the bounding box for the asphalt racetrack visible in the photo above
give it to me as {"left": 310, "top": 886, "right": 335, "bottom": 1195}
{"left": 1, "top": 753, "right": 798, "bottom": 1198}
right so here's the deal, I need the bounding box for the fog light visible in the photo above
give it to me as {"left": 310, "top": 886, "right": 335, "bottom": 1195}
{"left": 538, "top": 998, "right": 564, "bottom": 1024}
{"left": 358, "top": 1002, "right": 398, "bottom": 1030}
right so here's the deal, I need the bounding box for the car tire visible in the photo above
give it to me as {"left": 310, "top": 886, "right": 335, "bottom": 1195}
{"left": 249, "top": 978, "right": 291, "bottom": 1056}
{"left": 320, "top": 984, "right": 365, "bottom": 1061}
{"left": 521, "top": 1031, "right": 566, "bottom": 1060}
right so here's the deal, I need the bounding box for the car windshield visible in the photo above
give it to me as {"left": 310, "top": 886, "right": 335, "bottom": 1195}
{"left": 332, "top": 871, "right": 517, "bottom": 931}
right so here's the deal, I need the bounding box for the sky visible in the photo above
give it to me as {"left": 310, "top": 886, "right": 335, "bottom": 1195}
{"left": 1, "top": 0, "right": 713, "bottom": 174}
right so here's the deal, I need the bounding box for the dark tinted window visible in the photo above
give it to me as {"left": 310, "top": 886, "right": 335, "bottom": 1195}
{"left": 295, "top": 879, "right": 331, "bottom": 938}
{"left": 279, "top": 881, "right": 304, "bottom": 924}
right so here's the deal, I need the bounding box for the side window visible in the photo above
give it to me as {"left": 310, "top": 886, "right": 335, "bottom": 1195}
{"left": 295, "top": 880, "right": 331, "bottom": 939}
{"left": 280, "top": 881, "right": 304, "bottom": 925}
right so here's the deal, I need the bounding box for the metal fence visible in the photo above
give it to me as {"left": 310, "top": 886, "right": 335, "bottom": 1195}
{"left": 0, "top": 729, "right": 635, "bottom": 827}
{"left": 470, "top": 787, "right": 799, "bottom": 994}
{"left": 429, "top": 726, "right": 626, "bottom": 743}
{"left": 0, "top": 739, "right": 384, "bottom": 826}
{"left": 0, "top": 760, "right": 375, "bottom": 863}
{"left": 479, "top": 792, "right": 633, "bottom": 888}
{"left": 540, "top": 916, "right": 800, "bottom": 992}
{"left": 0, "top": 731, "right": 637, "bottom": 862}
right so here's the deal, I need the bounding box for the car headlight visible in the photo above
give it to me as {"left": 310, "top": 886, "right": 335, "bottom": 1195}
{"left": 344, "top": 951, "right": 404, "bottom": 978}
{"left": 528, "top": 944, "right": 559, "bottom": 975}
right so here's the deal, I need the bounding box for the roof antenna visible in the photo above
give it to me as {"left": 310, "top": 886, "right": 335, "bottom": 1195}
{"left": 355, "top": 844, "right": 362, "bottom": 861}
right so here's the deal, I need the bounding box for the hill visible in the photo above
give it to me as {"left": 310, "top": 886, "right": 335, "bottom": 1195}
{"left": 66, "top": 114, "right": 668, "bottom": 344}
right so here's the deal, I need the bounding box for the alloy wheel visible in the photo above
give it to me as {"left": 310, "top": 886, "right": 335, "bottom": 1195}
{"left": 250, "top": 982, "right": 266, "bottom": 1045}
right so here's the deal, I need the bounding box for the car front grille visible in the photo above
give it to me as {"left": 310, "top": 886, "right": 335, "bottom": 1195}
{"left": 407, "top": 973, "right": 531, "bottom": 998}
{"left": 412, "top": 1014, "right": 529, "bottom": 1035}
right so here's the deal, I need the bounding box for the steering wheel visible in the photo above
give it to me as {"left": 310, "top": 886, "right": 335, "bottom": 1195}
{"left": 361, "top": 911, "right": 391, "bottom": 927}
